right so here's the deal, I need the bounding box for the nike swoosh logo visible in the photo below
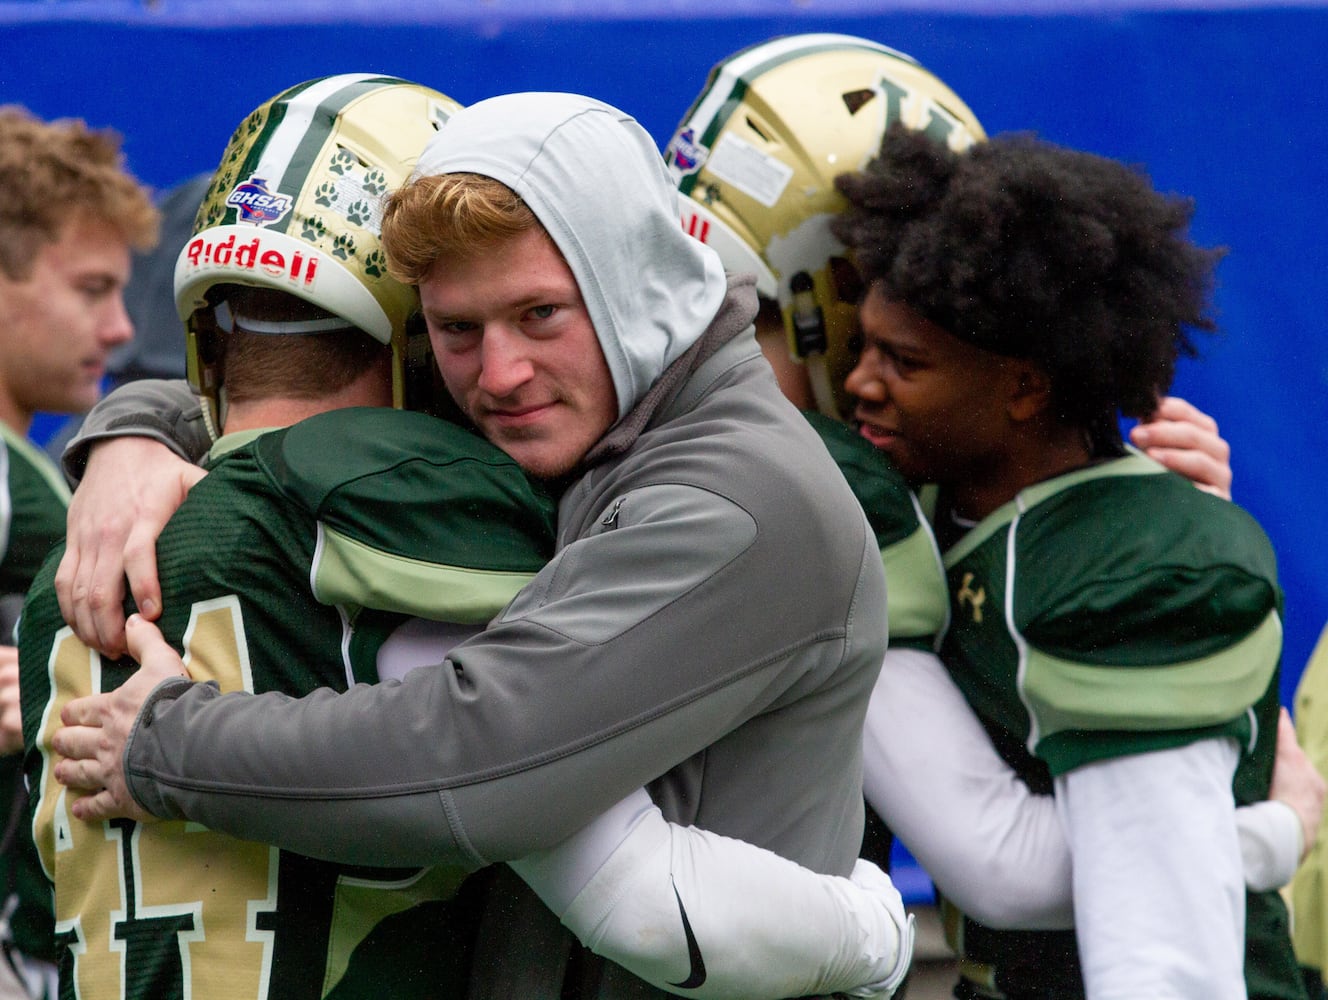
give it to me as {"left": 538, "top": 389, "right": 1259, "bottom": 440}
{"left": 668, "top": 881, "right": 707, "bottom": 989}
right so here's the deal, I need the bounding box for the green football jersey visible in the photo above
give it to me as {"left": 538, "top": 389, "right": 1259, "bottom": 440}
{"left": 0, "top": 423, "right": 70, "bottom": 597}
{"left": 804, "top": 411, "right": 947, "bottom": 651}
{"left": 803, "top": 413, "right": 951, "bottom": 876}
{"left": 0, "top": 422, "right": 72, "bottom": 970}
{"left": 18, "top": 407, "right": 556, "bottom": 1000}
{"left": 935, "top": 452, "right": 1301, "bottom": 1000}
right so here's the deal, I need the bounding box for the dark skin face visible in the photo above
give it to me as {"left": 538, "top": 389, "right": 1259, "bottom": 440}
{"left": 844, "top": 283, "right": 1088, "bottom": 520}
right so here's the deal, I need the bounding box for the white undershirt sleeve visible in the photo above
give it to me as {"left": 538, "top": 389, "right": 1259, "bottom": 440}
{"left": 863, "top": 648, "right": 1075, "bottom": 929}
{"left": 1236, "top": 799, "right": 1303, "bottom": 892}
{"left": 862, "top": 648, "right": 1295, "bottom": 930}
{"left": 373, "top": 618, "right": 482, "bottom": 682}
{"left": 377, "top": 618, "right": 1289, "bottom": 1000}
{"left": 1055, "top": 738, "right": 1246, "bottom": 1000}
{"left": 378, "top": 619, "right": 910, "bottom": 996}
{"left": 510, "top": 787, "right": 914, "bottom": 999}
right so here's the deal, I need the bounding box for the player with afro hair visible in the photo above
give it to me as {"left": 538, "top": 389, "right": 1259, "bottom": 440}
{"left": 833, "top": 123, "right": 1224, "bottom": 462}
{"left": 830, "top": 125, "right": 1303, "bottom": 999}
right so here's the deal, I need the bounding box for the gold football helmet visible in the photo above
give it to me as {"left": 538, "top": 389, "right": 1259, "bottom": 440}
{"left": 666, "top": 34, "right": 986, "bottom": 419}
{"left": 175, "top": 74, "right": 461, "bottom": 430}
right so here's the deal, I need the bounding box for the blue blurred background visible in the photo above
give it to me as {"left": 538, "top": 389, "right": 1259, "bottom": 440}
{"left": 4, "top": 0, "right": 1325, "bottom": 902}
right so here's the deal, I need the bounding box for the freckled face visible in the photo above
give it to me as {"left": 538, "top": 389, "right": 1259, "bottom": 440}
{"left": 419, "top": 227, "right": 619, "bottom": 479}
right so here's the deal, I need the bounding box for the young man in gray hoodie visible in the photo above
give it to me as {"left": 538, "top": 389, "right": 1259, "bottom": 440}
{"left": 53, "top": 92, "right": 897, "bottom": 998}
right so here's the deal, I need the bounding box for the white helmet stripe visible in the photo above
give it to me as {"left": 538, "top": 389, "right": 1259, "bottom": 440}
{"left": 677, "top": 34, "right": 916, "bottom": 145}
{"left": 247, "top": 74, "right": 386, "bottom": 198}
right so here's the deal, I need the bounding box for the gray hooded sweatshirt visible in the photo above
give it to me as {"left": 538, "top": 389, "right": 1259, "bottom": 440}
{"left": 73, "top": 93, "right": 888, "bottom": 998}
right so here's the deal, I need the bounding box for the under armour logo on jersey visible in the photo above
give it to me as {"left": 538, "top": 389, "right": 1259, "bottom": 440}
{"left": 957, "top": 572, "right": 986, "bottom": 623}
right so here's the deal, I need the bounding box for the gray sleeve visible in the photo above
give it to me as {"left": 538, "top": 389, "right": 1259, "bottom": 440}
{"left": 125, "top": 483, "right": 797, "bottom": 869}
{"left": 61, "top": 379, "right": 212, "bottom": 484}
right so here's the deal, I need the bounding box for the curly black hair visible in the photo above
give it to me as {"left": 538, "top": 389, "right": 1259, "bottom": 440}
{"left": 831, "top": 124, "right": 1225, "bottom": 444}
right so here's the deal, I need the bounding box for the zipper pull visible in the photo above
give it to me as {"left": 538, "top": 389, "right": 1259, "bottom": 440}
{"left": 600, "top": 496, "right": 625, "bottom": 528}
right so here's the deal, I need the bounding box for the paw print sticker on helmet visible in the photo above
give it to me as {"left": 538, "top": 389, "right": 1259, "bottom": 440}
{"left": 175, "top": 73, "right": 463, "bottom": 425}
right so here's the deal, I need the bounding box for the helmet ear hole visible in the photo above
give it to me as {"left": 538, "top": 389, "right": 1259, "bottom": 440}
{"left": 745, "top": 117, "right": 773, "bottom": 143}
{"left": 842, "top": 89, "right": 876, "bottom": 115}
{"left": 402, "top": 312, "right": 469, "bottom": 425}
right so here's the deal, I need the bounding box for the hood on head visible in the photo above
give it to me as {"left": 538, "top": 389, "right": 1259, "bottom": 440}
{"left": 414, "top": 92, "right": 729, "bottom": 418}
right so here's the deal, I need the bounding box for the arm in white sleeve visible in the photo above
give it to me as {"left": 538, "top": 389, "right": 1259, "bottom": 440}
{"left": 1055, "top": 739, "right": 1246, "bottom": 1000}
{"left": 510, "top": 788, "right": 914, "bottom": 1000}
{"left": 384, "top": 622, "right": 912, "bottom": 996}
{"left": 863, "top": 649, "right": 1298, "bottom": 929}
{"left": 1236, "top": 799, "right": 1303, "bottom": 892}
{"left": 862, "top": 647, "right": 1074, "bottom": 929}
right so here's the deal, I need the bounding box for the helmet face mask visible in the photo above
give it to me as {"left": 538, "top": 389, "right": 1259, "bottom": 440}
{"left": 176, "top": 74, "right": 461, "bottom": 429}
{"left": 666, "top": 34, "right": 986, "bottom": 419}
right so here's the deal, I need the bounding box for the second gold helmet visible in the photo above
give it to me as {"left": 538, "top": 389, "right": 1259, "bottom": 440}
{"left": 666, "top": 34, "right": 985, "bottom": 419}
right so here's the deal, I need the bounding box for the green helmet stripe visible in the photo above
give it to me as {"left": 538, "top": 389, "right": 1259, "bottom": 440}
{"left": 279, "top": 75, "right": 408, "bottom": 216}
{"left": 674, "top": 34, "right": 914, "bottom": 196}
{"left": 223, "top": 74, "right": 406, "bottom": 232}
{"left": 224, "top": 75, "right": 348, "bottom": 227}
{"left": 675, "top": 80, "right": 745, "bottom": 198}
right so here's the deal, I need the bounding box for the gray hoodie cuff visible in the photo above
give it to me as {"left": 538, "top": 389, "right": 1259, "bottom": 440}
{"left": 124, "top": 676, "right": 219, "bottom": 818}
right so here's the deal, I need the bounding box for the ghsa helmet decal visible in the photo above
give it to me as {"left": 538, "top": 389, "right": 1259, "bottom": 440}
{"left": 667, "top": 127, "right": 710, "bottom": 175}
{"left": 225, "top": 176, "right": 293, "bottom": 225}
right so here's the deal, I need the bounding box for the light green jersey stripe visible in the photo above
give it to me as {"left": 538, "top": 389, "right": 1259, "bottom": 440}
{"left": 324, "top": 864, "right": 470, "bottom": 995}
{"left": 882, "top": 526, "right": 949, "bottom": 645}
{"left": 312, "top": 524, "right": 536, "bottom": 625}
{"left": 206, "top": 427, "right": 277, "bottom": 463}
{"left": 1021, "top": 608, "right": 1282, "bottom": 742}
{"left": 0, "top": 423, "right": 71, "bottom": 505}
{"left": 943, "top": 450, "right": 1167, "bottom": 566}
